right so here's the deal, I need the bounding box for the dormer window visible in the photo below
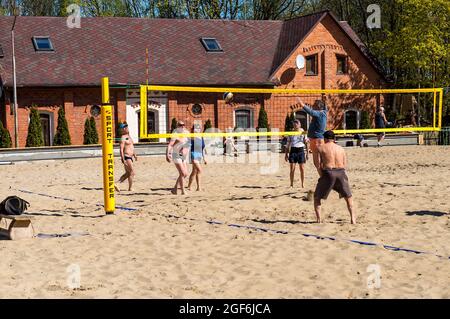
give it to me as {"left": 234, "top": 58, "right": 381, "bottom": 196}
{"left": 200, "top": 38, "right": 223, "bottom": 52}
{"left": 32, "top": 36, "right": 54, "bottom": 51}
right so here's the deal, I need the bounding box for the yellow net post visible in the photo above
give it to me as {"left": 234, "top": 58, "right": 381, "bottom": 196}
{"left": 433, "top": 91, "right": 437, "bottom": 129}
{"left": 101, "top": 77, "right": 115, "bottom": 215}
{"left": 140, "top": 85, "right": 148, "bottom": 138}
{"left": 438, "top": 88, "right": 444, "bottom": 128}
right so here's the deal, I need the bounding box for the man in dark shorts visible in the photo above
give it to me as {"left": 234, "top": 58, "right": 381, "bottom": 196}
{"left": 314, "top": 130, "right": 356, "bottom": 224}
{"left": 375, "top": 106, "right": 387, "bottom": 147}
{"left": 285, "top": 120, "right": 309, "bottom": 188}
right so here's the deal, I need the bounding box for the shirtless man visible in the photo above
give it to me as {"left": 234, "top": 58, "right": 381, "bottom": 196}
{"left": 166, "top": 121, "right": 190, "bottom": 195}
{"left": 118, "top": 122, "right": 137, "bottom": 191}
{"left": 314, "top": 130, "right": 355, "bottom": 224}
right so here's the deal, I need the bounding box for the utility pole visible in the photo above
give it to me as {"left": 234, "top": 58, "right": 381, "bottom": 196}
{"left": 12, "top": 12, "right": 18, "bottom": 148}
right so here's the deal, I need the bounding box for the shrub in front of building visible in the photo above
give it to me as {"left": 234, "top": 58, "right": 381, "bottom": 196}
{"left": 0, "top": 121, "right": 12, "bottom": 148}
{"left": 90, "top": 117, "right": 99, "bottom": 144}
{"left": 26, "top": 107, "right": 44, "bottom": 147}
{"left": 83, "top": 117, "right": 98, "bottom": 145}
{"left": 257, "top": 105, "right": 269, "bottom": 131}
{"left": 171, "top": 118, "right": 178, "bottom": 132}
{"left": 83, "top": 118, "right": 92, "bottom": 145}
{"left": 360, "top": 110, "right": 370, "bottom": 129}
{"left": 284, "top": 112, "right": 295, "bottom": 132}
{"left": 204, "top": 119, "right": 212, "bottom": 132}
{"left": 53, "top": 106, "right": 71, "bottom": 146}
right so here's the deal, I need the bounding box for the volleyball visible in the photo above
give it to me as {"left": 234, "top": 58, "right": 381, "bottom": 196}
{"left": 223, "top": 92, "right": 233, "bottom": 103}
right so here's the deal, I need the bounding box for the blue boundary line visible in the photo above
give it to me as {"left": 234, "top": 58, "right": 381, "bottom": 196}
{"left": 17, "top": 188, "right": 450, "bottom": 261}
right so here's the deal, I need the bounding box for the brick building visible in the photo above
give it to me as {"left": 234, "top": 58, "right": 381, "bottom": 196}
{"left": 0, "top": 10, "right": 385, "bottom": 147}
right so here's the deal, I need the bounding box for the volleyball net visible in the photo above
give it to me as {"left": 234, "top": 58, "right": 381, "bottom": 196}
{"left": 138, "top": 86, "right": 444, "bottom": 140}
{"left": 99, "top": 78, "right": 444, "bottom": 214}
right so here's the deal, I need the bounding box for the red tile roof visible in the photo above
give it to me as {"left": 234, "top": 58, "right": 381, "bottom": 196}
{"left": 0, "top": 11, "right": 384, "bottom": 87}
{"left": 339, "top": 20, "right": 387, "bottom": 80}
{"left": 270, "top": 11, "right": 326, "bottom": 76}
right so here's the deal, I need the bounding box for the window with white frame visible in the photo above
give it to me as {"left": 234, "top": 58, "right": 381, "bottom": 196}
{"left": 234, "top": 108, "right": 253, "bottom": 129}
{"left": 295, "top": 110, "right": 309, "bottom": 130}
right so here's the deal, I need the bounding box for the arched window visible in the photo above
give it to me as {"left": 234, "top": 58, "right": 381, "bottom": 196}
{"left": 39, "top": 111, "right": 54, "bottom": 146}
{"left": 137, "top": 109, "right": 158, "bottom": 135}
{"left": 234, "top": 108, "right": 253, "bottom": 129}
{"left": 344, "top": 109, "right": 359, "bottom": 129}
{"left": 294, "top": 110, "right": 309, "bottom": 130}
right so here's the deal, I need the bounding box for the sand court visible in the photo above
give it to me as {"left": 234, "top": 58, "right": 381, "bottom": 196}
{"left": 0, "top": 146, "right": 449, "bottom": 298}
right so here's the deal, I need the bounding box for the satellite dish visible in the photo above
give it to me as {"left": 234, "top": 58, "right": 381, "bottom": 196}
{"left": 295, "top": 54, "right": 305, "bottom": 69}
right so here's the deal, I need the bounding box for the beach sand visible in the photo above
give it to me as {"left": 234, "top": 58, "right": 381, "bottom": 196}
{"left": 0, "top": 145, "right": 449, "bottom": 298}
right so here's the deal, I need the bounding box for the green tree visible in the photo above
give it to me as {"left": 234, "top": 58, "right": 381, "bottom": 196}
{"left": 17, "top": 0, "right": 57, "bottom": 16}
{"left": 252, "top": 0, "right": 307, "bottom": 20}
{"left": 360, "top": 110, "right": 370, "bottom": 129}
{"left": 83, "top": 116, "right": 98, "bottom": 144}
{"left": 284, "top": 113, "right": 290, "bottom": 132}
{"left": 257, "top": 105, "right": 269, "bottom": 131}
{"left": 89, "top": 116, "right": 99, "bottom": 144}
{"left": 0, "top": 121, "right": 12, "bottom": 148}
{"left": 26, "top": 107, "right": 44, "bottom": 147}
{"left": 170, "top": 117, "right": 178, "bottom": 132}
{"left": 83, "top": 117, "right": 93, "bottom": 145}
{"left": 284, "top": 111, "right": 295, "bottom": 132}
{"left": 155, "top": 0, "right": 185, "bottom": 18}
{"left": 53, "top": 106, "right": 71, "bottom": 146}
{"left": 371, "top": 0, "right": 450, "bottom": 88}
{"left": 204, "top": 119, "right": 212, "bottom": 132}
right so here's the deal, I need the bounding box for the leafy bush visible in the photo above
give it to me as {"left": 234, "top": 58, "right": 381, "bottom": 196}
{"left": 90, "top": 117, "right": 99, "bottom": 144}
{"left": 284, "top": 112, "right": 296, "bottom": 132}
{"left": 204, "top": 119, "right": 212, "bottom": 132}
{"left": 83, "top": 116, "right": 99, "bottom": 145}
{"left": 257, "top": 105, "right": 269, "bottom": 131}
{"left": 360, "top": 110, "right": 370, "bottom": 129}
{"left": 53, "top": 106, "right": 71, "bottom": 146}
{"left": 26, "top": 107, "right": 44, "bottom": 147}
{"left": 0, "top": 121, "right": 12, "bottom": 148}
{"left": 170, "top": 118, "right": 178, "bottom": 132}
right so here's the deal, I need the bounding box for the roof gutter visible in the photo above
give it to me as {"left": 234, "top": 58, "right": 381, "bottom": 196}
{"left": 4, "top": 82, "right": 276, "bottom": 89}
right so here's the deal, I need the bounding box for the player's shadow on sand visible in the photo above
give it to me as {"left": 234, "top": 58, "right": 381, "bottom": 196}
{"left": 381, "top": 182, "right": 422, "bottom": 187}
{"left": 235, "top": 186, "right": 277, "bottom": 190}
{"left": 250, "top": 218, "right": 315, "bottom": 225}
{"left": 81, "top": 187, "right": 103, "bottom": 191}
{"left": 120, "top": 192, "right": 161, "bottom": 196}
{"left": 25, "top": 211, "right": 105, "bottom": 219}
{"left": 226, "top": 196, "right": 254, "bottom": 201}
{"left": 406, "top": 210, "right": 448, "bottom": 217}
{"left": 263, "top": 192, "right": 298, "bottom": 199}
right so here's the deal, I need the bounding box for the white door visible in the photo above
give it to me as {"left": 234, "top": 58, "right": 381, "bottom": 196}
{"left": 126, "top": 89, "right": 168, "bottom": 142}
